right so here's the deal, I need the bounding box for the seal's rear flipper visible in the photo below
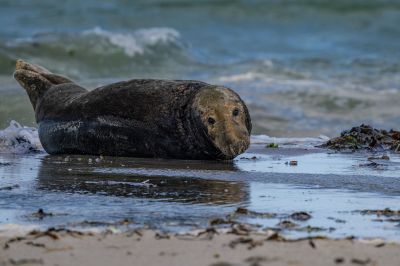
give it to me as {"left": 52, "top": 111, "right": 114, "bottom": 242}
{"left": 16, "top": 59, "right": 52, "bottom": 74}
{"left": 14, "top": 69, "right": 52, "bottom": 110}
{"left": 14, "top": 60, "right": 74, "bottom": 110}
{"left": 15, "top": 59, "right": 73, "bottom": 85}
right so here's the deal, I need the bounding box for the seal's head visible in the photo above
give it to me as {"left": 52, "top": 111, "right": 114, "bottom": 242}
{"left": 192, "top": 86, "right": 252, "bottom": 159}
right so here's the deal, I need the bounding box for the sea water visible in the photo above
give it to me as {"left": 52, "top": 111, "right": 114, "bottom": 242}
{"left": 1, "top": 0, "right": 400, "bottom": 135}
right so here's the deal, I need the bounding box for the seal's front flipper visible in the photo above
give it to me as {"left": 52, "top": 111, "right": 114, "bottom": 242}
{"left": 15, "top": 59, "right": 73, "bottom": 85}
{"left": 14, "top": 69, "right": 52, "bottom": 110}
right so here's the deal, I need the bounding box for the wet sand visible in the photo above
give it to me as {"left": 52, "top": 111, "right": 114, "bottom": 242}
{"left": 1, "top": 229, "right": 399, "bottom": 266}
{"left": 1, "top": 141, "right": 400, "bottom": 265}
{"left": 1, "top": 142, "right": 400, "bottom": 239}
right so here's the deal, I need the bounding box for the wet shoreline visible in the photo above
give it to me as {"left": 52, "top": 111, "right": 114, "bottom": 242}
{"left": 1, "top": 143, "right": 399, "bottom": 241}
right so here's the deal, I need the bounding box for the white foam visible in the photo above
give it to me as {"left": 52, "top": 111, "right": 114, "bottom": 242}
{"left": 0, "top": 224, "right": 39, "bottom": 237}
{"left": 218, "top": 72, "right": 266, "bottom": 82}
{"left": 217, "top": 71, "right": 325, "bottom": 88}
{"left": 0, "top": 120, "right": 42, "bottom": 154}
{"left": 251, "top": 134, "right": 329, "bottom": 147}
{"left": 83, "top": 27, "right": 181, "bottom": 57}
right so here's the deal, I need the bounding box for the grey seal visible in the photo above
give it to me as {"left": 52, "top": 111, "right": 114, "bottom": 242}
{"left": 14, "top": 60, "right": 251, "bottom": 160}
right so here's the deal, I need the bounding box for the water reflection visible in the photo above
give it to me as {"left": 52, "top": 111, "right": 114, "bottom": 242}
{"left": 1, "top": 153, "right": 400, "bottom": 239}
{"left": 36, "top": 155, "right": 249, "bottom": 205}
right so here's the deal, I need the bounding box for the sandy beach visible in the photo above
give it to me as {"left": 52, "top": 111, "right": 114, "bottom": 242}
{"left": 1, "top": 228, "right": 399, "bottom": 266}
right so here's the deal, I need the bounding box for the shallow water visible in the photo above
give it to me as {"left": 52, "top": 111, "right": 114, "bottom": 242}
{"left": 1, "top": 143, "right": 399, "bottom": 240}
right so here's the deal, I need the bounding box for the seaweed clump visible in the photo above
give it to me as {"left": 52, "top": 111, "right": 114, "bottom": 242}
{"left": 322, "top": 124, "right": 400, "bottom": 152}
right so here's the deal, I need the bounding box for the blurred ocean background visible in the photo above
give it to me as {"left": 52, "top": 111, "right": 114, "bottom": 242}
{"left": 0, "top": 0, "right": 399, "bottom": 136}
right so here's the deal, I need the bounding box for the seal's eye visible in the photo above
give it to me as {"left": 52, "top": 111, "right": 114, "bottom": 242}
{"left": 208, "top": 117, "right": 216, "bottom": 125}
{"left": 232, "top": 108, "right": 239, "bottom": 116}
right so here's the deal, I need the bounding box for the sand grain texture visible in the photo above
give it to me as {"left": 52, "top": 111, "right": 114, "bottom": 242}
{"left": 1, "top": 230, "right": 399, "bottom": 266}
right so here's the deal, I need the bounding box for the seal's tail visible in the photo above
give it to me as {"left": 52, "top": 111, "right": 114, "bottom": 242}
{"left": 13, "top": 59, "right": 73, "bottom": 110}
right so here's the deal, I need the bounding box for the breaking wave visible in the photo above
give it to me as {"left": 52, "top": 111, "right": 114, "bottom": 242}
{"left": 82, "top": 27, "right": 181, "bottom": 57}
{"left": 0, "top": 27, "right": 186, "bottom": 78}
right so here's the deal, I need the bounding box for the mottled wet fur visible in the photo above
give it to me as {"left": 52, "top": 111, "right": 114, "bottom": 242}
{"left": 14, "top": 60, "right": 251, "bottom": 160}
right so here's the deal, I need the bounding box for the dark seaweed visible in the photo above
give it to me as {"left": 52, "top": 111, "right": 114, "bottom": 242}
{"left": 321, "top": 124, "right": 400, "bottom": 151}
